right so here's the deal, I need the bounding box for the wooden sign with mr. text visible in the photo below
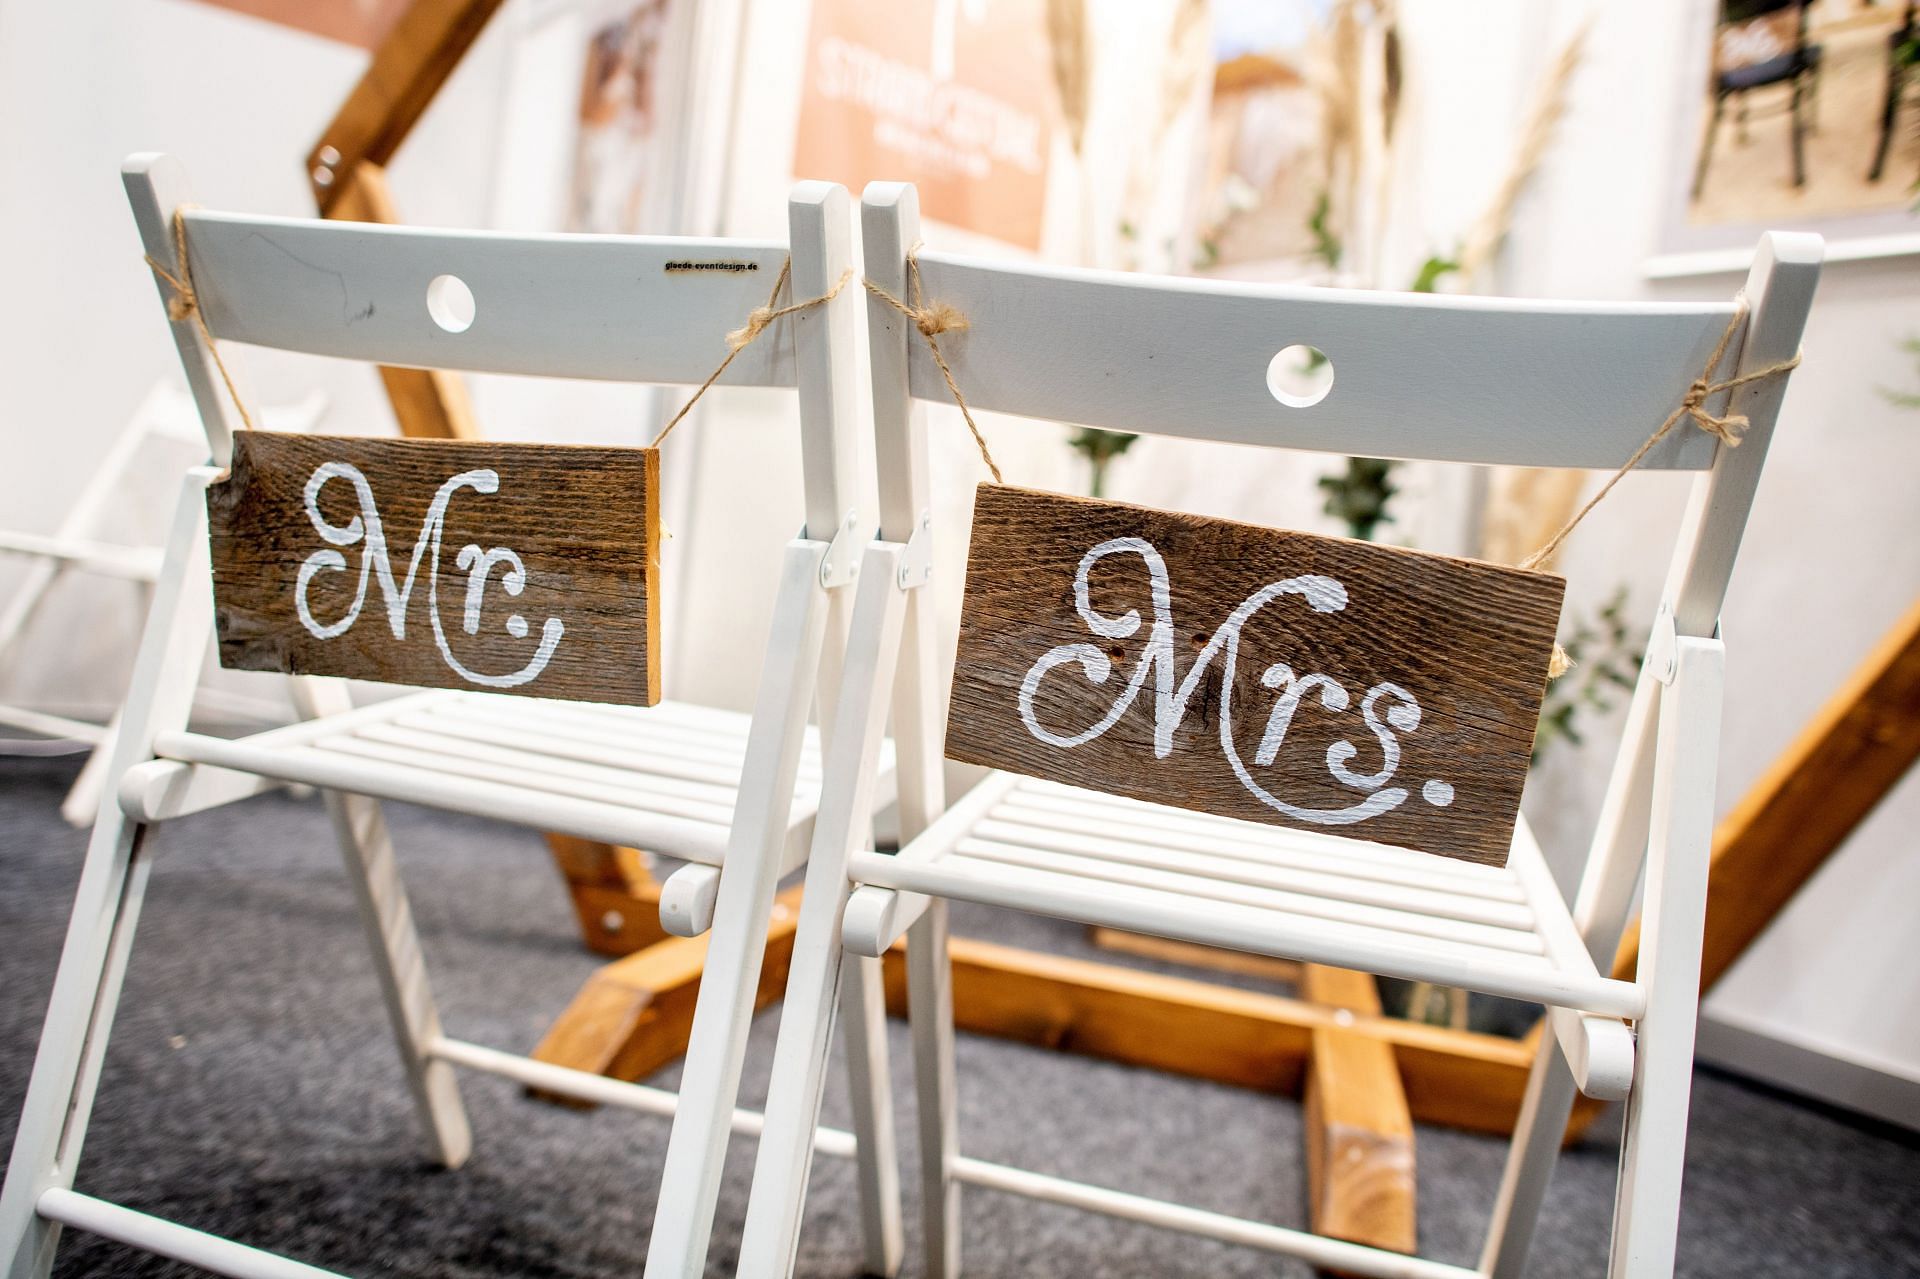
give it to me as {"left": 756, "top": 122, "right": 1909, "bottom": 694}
{"left": 208, "top": 432, "right": 660, "bottom": 705}
{"left": 946, "top": 486, "right": 1566, "bottom": 865}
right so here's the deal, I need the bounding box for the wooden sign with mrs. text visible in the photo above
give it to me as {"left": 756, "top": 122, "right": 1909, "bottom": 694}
{"left": 207, "top": 432, "right": 660, "bottom": 705}
{"left": 946, "top": 486, "right": 1566, "bottom": 866}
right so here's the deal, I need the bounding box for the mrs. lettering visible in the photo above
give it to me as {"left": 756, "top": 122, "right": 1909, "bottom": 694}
{"left": 1017, "top": 537, "right": 1455, "bottom": 826}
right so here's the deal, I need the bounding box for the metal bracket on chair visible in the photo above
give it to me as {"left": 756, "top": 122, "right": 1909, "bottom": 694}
{"left": 1647, "top": 605, "right": 1679, "bottom": 684}
{"left": 896, "top": 510, "right": 934, "bottom": 590}
{"left": 818, "top": 509, "right": 865, "bottom": 588}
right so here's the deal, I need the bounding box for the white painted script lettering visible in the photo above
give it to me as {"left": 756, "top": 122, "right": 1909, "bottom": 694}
{"left": 294, "top": 461, "right": 564, "bottom": 688}
{"left": 1017, "top": 538, "right": 1454, "bottom": 825}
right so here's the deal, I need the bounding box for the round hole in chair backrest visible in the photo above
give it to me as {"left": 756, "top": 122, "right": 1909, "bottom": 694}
{"left": 427, "top": 274, "right": 476, "bottom": 334}
{"left": 1267, "top": 344, "right": 1334, "bottom": 408}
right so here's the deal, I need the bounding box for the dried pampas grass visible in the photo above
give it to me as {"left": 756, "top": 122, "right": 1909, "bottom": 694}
{"left": 1456, "top": 22, "right": 1589, "bottom": 283}
{"left": 1158, "top": 0, "right": 1210, "bottom": 137}
{"left": 1047, "top": 0, "right": 1092, "bottom": 155}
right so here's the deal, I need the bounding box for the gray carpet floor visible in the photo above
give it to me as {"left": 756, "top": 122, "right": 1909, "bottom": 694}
{"left": 2, "top": 753, "right": 1916, "bottom": 1277}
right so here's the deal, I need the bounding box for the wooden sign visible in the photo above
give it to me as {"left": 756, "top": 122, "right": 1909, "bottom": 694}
{"left": 207, "top": 432, "right": 660, "bottom": 705}
{"left": 946, "top": 486, "right": 1566, "bottom": 866}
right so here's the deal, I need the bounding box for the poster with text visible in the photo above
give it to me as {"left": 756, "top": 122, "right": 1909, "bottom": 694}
{"left": 793, "top": 0, "right": 1053, "bottom": 249}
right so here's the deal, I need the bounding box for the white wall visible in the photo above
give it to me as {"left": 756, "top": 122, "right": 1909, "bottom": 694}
{"left": 1506, "top": 0, "right": 1920, "bottom": 1117}
{"left": 0, "top": 0, "right": 516, "bottom": 714}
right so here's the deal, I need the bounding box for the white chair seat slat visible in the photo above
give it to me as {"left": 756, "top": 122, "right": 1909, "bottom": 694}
{"left": 391, "top": 705, "right": 799, "bottom": 791}
{"left": 963, "top": 817, "right": 1537, "bottom": 932}
{"left": 422, "top": 695, "right": 827, "bottom": 781}
{"left": 989, "top": 786, "right": 1530, "bottom": 901}
{"left": 950, "top": 838, "right": 1545, "bottom": 955}
{"left": 150, "top": 690, "right": 886, "bottom": 864}
{"left": 340, "top": 723, "right": 747, "bottom": 813}
{"left": 856, "top": 775, "right": 1644, "bottom": 1016}
{"left": 1010, "top": 779, "right": 1518, "bottom": 877}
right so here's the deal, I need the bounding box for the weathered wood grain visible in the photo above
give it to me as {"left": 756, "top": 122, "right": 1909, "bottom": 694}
{"left": 208, "top": 432, "right": 660, "bottom": 705}
{"left": 946, "top": 485, "right": 1563, "bottom": 865}
{"left": 1301, "top": 964, "right": 1417, "bottom": 1258}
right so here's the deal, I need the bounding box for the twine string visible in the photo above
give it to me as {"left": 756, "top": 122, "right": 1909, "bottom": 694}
{"left": 650, "top": 259, "right": 852, "bottom": 450}
{"left": 143, "top": 209, "right": 257, "bottom": 431}
{"left": 863, "top": 249, "right": 1003, "bottom": 484}
{"left": 1521, "top": 295, "right": 1802, "bottom": 676}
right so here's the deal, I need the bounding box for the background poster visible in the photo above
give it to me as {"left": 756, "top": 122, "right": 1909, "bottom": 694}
{"left": 793, "top": 0, "right": 1053, "bottom": 249}
{"left": 568, "top": 0, "right": 676, "bottom": 233}
{"left": 186, "top": 0, "right": 411, "bottom": 48}
{"left": 1665, "top": 0, "right": 1920, "bottom": 254}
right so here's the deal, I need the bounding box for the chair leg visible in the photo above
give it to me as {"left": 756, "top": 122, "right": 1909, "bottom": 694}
{"left": 840, "top": 953, "right": 904, "bottom": 1277}
{"left": 1607, "top": 639, "right": 1721, "bottom": 1279}
{"left": 735, "top": 902, "right": 901, "bottom": 1278}
{"left": 59, "top": 706, "right": 124, "bottom": 829}
{"left": 735, "top": 876, "right": 859, "bottom": 1278}
{"left": 907, "top": 901, "right": 961, "bottom": 1279}
{"left": 1789, "top": 79, "right": 1808, "bottom": 187}
{"left": 740, "top": 546, "right": 909, "bottom": 1276}
{"left": 1691, "top": 93, "right": 1726, "bottom": 199}
{"left": 320, "top": 789, "right": 471, "bottom": 1168}
{"left": 644, "top": 843, "right": 789, "bottom": 1279}
{"left": 0, "top": 809, "right": 155, "bottom": 1279}
{"left": 1868, "top": 64, "right": 1903, "bottom": 181}
{"left": 1479, "top": 1031, "right": 1583, "bottom": 1279}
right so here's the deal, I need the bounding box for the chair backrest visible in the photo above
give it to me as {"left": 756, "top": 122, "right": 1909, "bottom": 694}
{"left": 862, "top": 179, "right": 1818, "bottom": 883}
{"left": 123, "top": 154, "right": 864, "bottom": 547}
{"left": 862, "top": 181, "right": 1818, "bottom": 643}
{"left": 1715, "top": 0, "right": 1810, "bottom": 71}
{"left": 123, "top": 155, "right": 865, "bottom": 706}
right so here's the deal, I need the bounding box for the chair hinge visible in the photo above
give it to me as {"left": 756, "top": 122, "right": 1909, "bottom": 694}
{"left": 818, "top": 509, "right": 866, "bottom": 589}
{"left": 1647, "top": 604, "right": 1678, "bottom": 684}
{"left": 896, "top": 510, "right": 934, "bottom": 590}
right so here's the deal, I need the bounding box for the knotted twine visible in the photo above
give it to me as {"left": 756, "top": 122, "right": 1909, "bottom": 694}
{"left": 863, "top": 248, "right": 1004, "bottom": 484}
{"left": 650, "top": 258, "right": 853, "bottom": 449}
{"left": 143, "top": 209, "right": 257, "bottom": 431}
{"left": 1520, "top": 296, "right": 1801, "bottom": 675}
{"left": 870, "top": 260, "right": 1803, "bottom": 682}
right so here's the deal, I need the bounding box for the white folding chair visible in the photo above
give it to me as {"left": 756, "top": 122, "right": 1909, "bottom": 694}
{"left": 736, "top": 181, "right": 1820, "bottom": 1278}
{"left": 0, "top": 155, "right": 904, "bottom": 1279}
{"left": 0, "top": 382, "right": 325, "bottom": 826}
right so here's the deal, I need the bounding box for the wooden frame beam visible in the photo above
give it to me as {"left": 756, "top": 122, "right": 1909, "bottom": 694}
{"left": 307, "top": 0, "right": 510, "bottom": 212}
{"left": 1300, "top": 965, "right": 1416, "bottom": 1258}
{"left": 529, "top": 887, "right": 802, "bottom": 1097}
{"left": 1611, "top": 596, "right": 1920, "bottom": 989}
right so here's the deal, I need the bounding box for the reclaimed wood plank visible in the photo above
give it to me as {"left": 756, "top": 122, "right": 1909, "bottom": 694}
{"left": 307, "top": 0, "right": 510, "bottom": 211}
{"left": 947, "top": 485, "right": 1564, "bottom": 864}
{"left": 207, "top": 432, "right": 661, "bottom": 704}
